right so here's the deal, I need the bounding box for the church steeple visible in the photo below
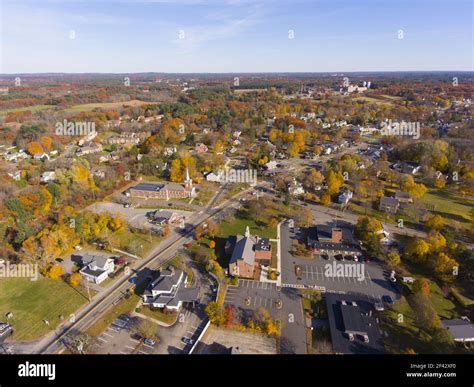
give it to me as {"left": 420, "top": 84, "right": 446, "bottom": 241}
{"left": 184, "top": 167, "right": 192, "bottom": 189}
{"left": 245, "top": 226, "right": 250, "bottom": 238}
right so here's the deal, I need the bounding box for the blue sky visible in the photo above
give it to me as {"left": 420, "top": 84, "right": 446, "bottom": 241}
{"left": 1, "top": 0, "right": 472, "bottom": 73}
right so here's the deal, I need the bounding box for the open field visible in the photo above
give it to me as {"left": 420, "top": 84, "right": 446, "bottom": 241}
{"left": 0, "top": 105, "right": 55, "bottom": 116}
{"left": 420, "top": 189, "right": 473, "bottom": 227}
{"left": 218, "top": 216, "right": 277, "bottom": 239}
{"left": 0, "top": 278, "right": 87, "bottom": 341}
{"left": 62, "top": 99, "right": 157, "bottom": 113}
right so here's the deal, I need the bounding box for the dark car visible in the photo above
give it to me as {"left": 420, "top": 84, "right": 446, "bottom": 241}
{"left": 382, "top": 295, "right": 395, "bottom": 305}
{"left": 334, "top": 254, "right": 343, "bottom": 261}
{"left": 321, "top": 254, "right": 329, "bottom": 260}
{"left": 343, "top": 255, "right": 353, "bottom": 261}
{"left": 55, "top": 258, "right": 64, "bottom": 263}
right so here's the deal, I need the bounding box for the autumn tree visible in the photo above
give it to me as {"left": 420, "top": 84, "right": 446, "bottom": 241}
{"left": 205, "top": 302, "right": 225, "bottom": 326}
{"left": 424, "top": 215, "right": 445, "bottom": 231}
{"left": 405, "top": 239, "right": 430, "bottom": 263}
{"left": 43, "top": 264, "right": 63, "bottom": 280}
{"left": 412, "top": 278, "right": 430, "bottom": 296}
{"left": 386, "top": 252, "right": 401, "bottom": 268}
{"left": 68, "top": 272, "right": 82, "bottom": 287}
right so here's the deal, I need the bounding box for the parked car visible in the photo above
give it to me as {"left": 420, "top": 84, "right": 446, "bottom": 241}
{"left": 55, "top": 258, "right": 64, "bottom": 263}
{"left": 374, "top": 302, "right": 385, "bottom": 311}
{"left": 334, "top": 254, "right": 343, "bottom": 261}
{"left": 321, "top": 254, "right": 329, "bottom": 260}
{"left": 74, "top": 245, "right": 82, "bottom": 251}
{"left": 144, "top": 338, "right": 156, "bottom": 346}
{"left": 181, "top": 337, "right": 194, "bottom": 346}
{"left": 383, "top": 295, "right": 395, "bottom": 305}
{"left": 123, "top": 203, "right": 131, "bottom": 208}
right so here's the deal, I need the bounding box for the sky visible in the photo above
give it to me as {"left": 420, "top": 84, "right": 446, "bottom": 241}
{"left": 0, "top": 0, "right": 472, "bottom": 73}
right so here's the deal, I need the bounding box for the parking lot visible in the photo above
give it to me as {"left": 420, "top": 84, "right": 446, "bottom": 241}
{"left": 224, "top": 280, "right": 281, "bottom": 317}
{"left": 91, "top": 320, "right": 157, "bottom": 355}
{"left": 88, "top": 202, "right": 193, "bottom": 231}
{"left": 280, "top": 224, "right": 398, "bottom": 300}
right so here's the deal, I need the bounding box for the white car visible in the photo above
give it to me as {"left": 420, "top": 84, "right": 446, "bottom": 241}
{"left": 74, "top": 245, "right": 83, "bottom": 251}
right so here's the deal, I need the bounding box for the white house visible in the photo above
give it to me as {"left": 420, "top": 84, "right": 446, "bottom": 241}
{"left": 40, "top": 171, "right": 56, "bottom": 183}
{"left": 142, "top": 266, "right": 198, "bottom": 311}
{"left": 264, "top": 160, "right": 278, "bottom": 170}
{"left": 79, "top": 254, "right": 115, "bottom": 285}
{"left": 205, "top": 170, "right": 222, "bottom": 182}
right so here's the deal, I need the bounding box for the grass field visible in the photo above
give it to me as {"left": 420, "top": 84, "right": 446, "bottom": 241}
{"left": 218, "top": 216, "right": 277, "bottom": 239}
{"left": 420, "top": 189, "right": 473, "bottom": 227}
{"left": 0, "top": 105, "right": 55, "bottom": 116}
{"left": 352, "top": 96, "right": 393, "bottom": 106}
{"left": 62, "top": 100, "right": 155, "bottom": 113}
{"left": 86, "top": 293, "right": 140, "bottom": 337}
{"left": 0, "top": 278, "right": 88, "bottom": 341}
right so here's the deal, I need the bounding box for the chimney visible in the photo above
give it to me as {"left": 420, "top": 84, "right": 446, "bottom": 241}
{"left": 331, "top": 228, "right": 342, "bottom": 243}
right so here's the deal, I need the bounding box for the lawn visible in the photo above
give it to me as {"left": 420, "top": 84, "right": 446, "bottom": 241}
{"left": 420, "top": 189, "right": 473, "bottom": 227}
{"left": 86, "top": 293, "right": 140, "bottom": 337}
{"left": 0, "top": 105, "right": 55, "bottom": 116}
{"left": 61, "top": 100, "right": 154, "bottom": 113}
{"left": 0, "top": 278, "right": 88, "bottom": 341}
{"left": 218, "top": 216, "right": 277, "bottom": 239}
{"left": 137, "top": 306, "right": 178, "bottom": 325}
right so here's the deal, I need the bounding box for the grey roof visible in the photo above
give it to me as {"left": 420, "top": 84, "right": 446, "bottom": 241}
{"left": 163, "top": 183, "right": 186, "bottom": 191}
{"left": 380, "top": 196, "right": 399, "bottom": 208}
{"left": 441, "top": 319, "right": 474, "bottom": 340}
{"left": 341, "top": 305, "right": 368, "bottom": 335}
{"left": 325, "top": 293, "right": 384, "bottom": 354}
{"left": 81, "top": 253, "right": 112, "bottom": 270}
{"left": 130, "top": 183, "right": 165, "bottom": 192}
{"left": 229, "top": 235, "right": 256, "bottom": 266}
{"left": 394, "top": 191, "right": 411, "bottom": 200}
{"left": 149, "top": 268, "right": 183, "bottom": 292}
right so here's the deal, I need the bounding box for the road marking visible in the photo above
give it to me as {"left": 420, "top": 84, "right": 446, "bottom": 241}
{"left": 253, "top": 297, "right": 257, "bottom": 306}
{"left": 98, "top": 337, "right": 108, "bottom": 343}
{"left": 137, "top": 350, "right": 148, "bottom": 354}
{"left": 129, "top": 338, "right": 140, "bottom": 343}
{"left": 120, "top": 351, "right": 128, "bottom": 355}
{"left": 143, "top": 343, "right": 154, "bottom": 349}
{"left": 125, "top": 345, "right": 135, "bottom": 350}
{"left": 102, "top": 332, "right": 114, "bottom": 338}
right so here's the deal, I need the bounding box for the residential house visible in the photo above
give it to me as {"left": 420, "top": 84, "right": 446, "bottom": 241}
{"left": 77, "top": 143, "right": 102, "bottom": 156}
{"left": 441, "top": 317, "right": 474, "bottom": 343}
{"left": 40, "top": 171, "right": 56, "bottom": 183}
{"left": 379, "top": 196, "right": 400, "bottom": 214}
{"left": 394, "top": 191, "right": 413, "bottom": 204}
{"left": 79, "top": 254, "right": 115, "bottom": 284}
{"left": 338, "top": 189, "right": 353, "bottom": 205}
{"left": 163, "top": 146, "right": 177, "bottom": 157}
{"left": 146, "top": 210, "right": 183, "bottom": 225}
{"left": 205, "top": 170, "right": 222, "bottom": 182}
{"left": 7, "top": 170, "right": 21, "bottom": 181}
{"left": 142, "top": 266, "right": 198, "bottom": 311}
{"left": 34, "top": 153, "right": 50, "bottom": 161}
{"left": 195, "top": 143, "right": 209, "bottom": 154}
{"left": 264, "top": 160, "right": 278, "bottom": 170}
